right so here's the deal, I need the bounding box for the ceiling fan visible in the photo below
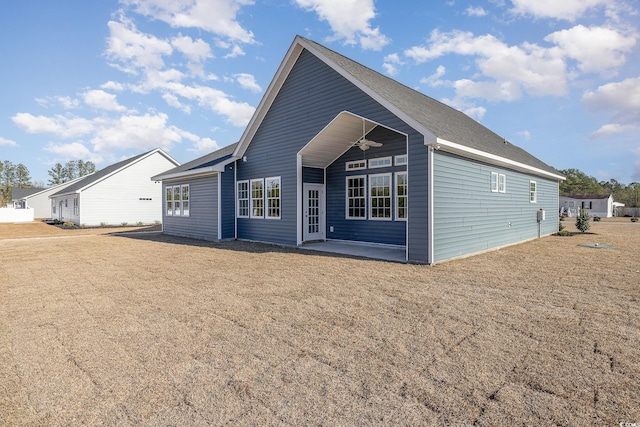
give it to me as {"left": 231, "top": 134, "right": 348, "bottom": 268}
{"left": 353, "top": 120, "right": 382, "bottom": 151}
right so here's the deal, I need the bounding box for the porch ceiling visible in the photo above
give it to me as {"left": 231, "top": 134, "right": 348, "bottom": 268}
{"left": 299, "top": 111, "right": 378, "bottom": 168}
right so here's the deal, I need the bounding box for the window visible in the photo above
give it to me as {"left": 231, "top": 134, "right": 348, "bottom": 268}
{"left": 394, "top": 155, "right": 408, "bottom": 166}
{"left": 582, "top": 201, "right": 592, "bottom": 209}
{"left": 368, "top": 157, "right": 392, "bottom": 169}
{"left": 491, "top": 172, "right": 506, "bottom": 193}
{"left": 346, "top": 175, "right": 366, "bottom": 219}
{"left": 73, "top": 198, "right": 79, "bottom": 216}
{"left": 52, "top": 203, "right": 56, "bottom": 214}
{"left": 250, "top": 179, "right": 264, "bottom": 218}
{"left": 166, "top": 186, "right": 173, "bottom": 216}
{"left": 396, "top": 172, "right": 408, "bottom": 220}
{"left": 498, "top": 174, "right": 506, "bottom": 193}
{"left": 529, "top": 181, "right": 537, "bottom": 203}
{"left": 181, "top": 185, "right": 189, "bottom": 216}
{"left": 166, "top": 184, "right": 189, "bottom": 216}
{"left": 369, "top": 173, "right": 392, "bottom": 220}
{"left": 491, "top": 172, "right": 498, "bottom": 192}
{"left": 237, "top": 180, "right": 249, "bottom": 218}
{"left": 265, "top": 177, "right": 281, "bottom": 219}
{"left": 346, "top": 160, "right": 366, "bottom": 171}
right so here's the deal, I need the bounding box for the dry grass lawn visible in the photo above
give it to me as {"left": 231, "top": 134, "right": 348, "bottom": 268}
{"left": 1, "top": 220, "right": 639, "bottom": 425}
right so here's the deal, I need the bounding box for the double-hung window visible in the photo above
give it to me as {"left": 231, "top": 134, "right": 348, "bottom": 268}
{"left": 73, "top": 198, "right": 79, "bottom": 215}
{"left": 166, "top": 184, "right": 190, "bottom": 216}
{"left": 529, "top": 181, "right": 537, "bottom": 203}
{"left": 346, "top": 175, "right": 366, "bottom": 219}
{"left": 250, "top": 179, "right": 264, "bottom": 218}
{"left": 265, "top": 177, "right": 281, "bottom": 219}
{"left": 369, "top": 173, "right": 392, "bottom": 220}
{"left": 491, "top": 172, "right": 506, "bottom": 193}
{"left": 237, "top": 181, "right": 249, "bottom": 218}
{"left": 395, "top": 172, "right": 408, "bottom": 220}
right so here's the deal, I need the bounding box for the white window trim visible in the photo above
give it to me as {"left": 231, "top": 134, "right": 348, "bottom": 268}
{"left": 530, "top": 180, "right": 537, "bottom": 203}
{"left": 250, "top": 178, "right": 264, "bottom": 218}
{"left": 395, "top": 172, "right": 408, "bottom": 221}
{"left": 368, "top": 156, "right": 392, "bottom": 169}
{"left": 490, "top": 172, "right": 499, "bottom": 192}
{"left": 265, "top": 176, "right": 281, "bottom": 219}
{"left": 236, "top": 180, "right": 249, "bottom": 218}
{"left": 173, "top": 186, "right": 182, "bottom": 216}
{"left": 369, "top": 173, "right": 393, "bottom": 221}
{"left": 345, "top": 175, "right": 367, "bottom": 220}
{"left": 498, "top": 174, "right": 506, "bottom": 193}
{"left": 394, "top": 155, "right": 408, "bottom": 166}
{"left": 166, "top": 186, "right": 173, "bottom": 216}
{"left": 345, "top": 160, "right": 366, "bottom": 171}
{"left": 181, "top": 184, "right": 190, "bottom": 217}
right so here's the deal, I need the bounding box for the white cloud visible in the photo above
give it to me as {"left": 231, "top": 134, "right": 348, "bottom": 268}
{"left": 44, "top": 142, "right": 103, "bottom": 163}
{"left": 545, "top": 25, "right": 636, "bottom": 74}
{"left": 294, "top": 0, "right": 389, "bottom": 50}
{"left": 105, "top": 18, "right": 173, "bottom": 73}
{"left": 101, "top": 81, "right": 125, "bottom": 91}
{"left": 234, "top": 73, "right": 261, "bottom": 92}
{"left": 171, "top": 35, "right": 212, "bottom": 62}
{"left": 382, "top": 63, "right": 398, "bottom": 76}
{"left": 12, "top": 113, "right": 94, "bottom": 138}
{"left": 188, "top": 137, "right": 220, "bottom": 153}
{"left": 583, "top": 77, "right": 640, "bottom": 121}
{"left": 0, "top": 137, "right": 18, "bottom": 147}
{"left": 589, "top": 123, "right": 639, "bottom": 139}
{"left": 465, "top": 6, "right": 488, "bottom": 16}
{"left": 121, "top": 0, "right": 255, "bottom": 44}
{"left": 382, "top": 53, "right": 403, "bottom": 76}
{"left": 405, "top": 30, "right": 567, "bottom": 101}
{"left": 441, "top": 97, "right": 487, "bottom": 120}
{"left": 517, "top": 130, "right": 531, "bottom": 140}
{"left": 420, "top": 65, "right": 447, "bottom": 87}
{"left": 223, "top": 44, "right": 245, "bottom": 58}
{"left": 162, "top": 93, "right": 192, "bottom": 113}
{"left": 82, "top": 89, "right": 127, "bottom": 112}
{"left": 509, "top": 0, "right": 610, "bottom": 21}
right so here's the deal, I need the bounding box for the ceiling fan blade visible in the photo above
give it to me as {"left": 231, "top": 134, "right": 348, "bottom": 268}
{"left": 362, "top": 139, "right": 383, "bottom": 147}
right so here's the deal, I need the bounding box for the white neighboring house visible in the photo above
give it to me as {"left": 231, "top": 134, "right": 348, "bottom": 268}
{"left": 49, "top": 148, "right": 180, "bottom": 226}
{"left": 559, "top": 194, "right": 614, "bottom": 218}
{"left": 19, "top": 175, "right": 91, "bottom": 219}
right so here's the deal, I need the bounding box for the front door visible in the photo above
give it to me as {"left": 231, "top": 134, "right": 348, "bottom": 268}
{"left": 303, "top": 183, "right": 325, "bottom": 241}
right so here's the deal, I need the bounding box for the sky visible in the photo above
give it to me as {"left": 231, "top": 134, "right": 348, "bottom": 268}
{"left": 0, "top": 0, "right": 638, "bottom": 186}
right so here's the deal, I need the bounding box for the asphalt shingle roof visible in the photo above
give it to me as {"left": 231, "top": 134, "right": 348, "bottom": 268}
{"left": 302, "top": 37, "right": 561, "bottom": 177}
{"left": 155, "top": 142, "right": 238, "bottom": 177}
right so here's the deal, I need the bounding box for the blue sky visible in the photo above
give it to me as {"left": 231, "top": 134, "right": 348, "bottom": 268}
{"left": 1, "top": 0, "right": 638, "bottom": 185}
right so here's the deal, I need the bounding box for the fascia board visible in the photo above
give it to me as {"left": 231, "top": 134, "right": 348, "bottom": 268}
{"left": 152, "top": 157, "right": 236, "bottom": 181}
{"left": 430, "top": 138, "right": 566, "bottom": 181}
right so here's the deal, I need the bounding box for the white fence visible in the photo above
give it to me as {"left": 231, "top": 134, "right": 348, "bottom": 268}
{"left": 0, "top": 207, "right": 35, "bottom": 223}
{"left": 617, "top": 207, "right": 640, "bottom": 217}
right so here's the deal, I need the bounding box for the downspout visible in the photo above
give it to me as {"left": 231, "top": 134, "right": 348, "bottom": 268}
{"left": 427, "top": 144, "right": 435, "bottom": 265}
{"left": 217, "top": 172, "right": 222, "bottom": 240}
{"left": 296, "top": 154, "right": 303, "bottom": 246}
{"left": 234, "top": 160, "right": 238, "bottom": 239}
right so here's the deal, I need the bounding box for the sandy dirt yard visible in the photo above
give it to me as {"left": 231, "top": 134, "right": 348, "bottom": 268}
{"left": 0, "top": 220, "right": 639, "bottom": 425}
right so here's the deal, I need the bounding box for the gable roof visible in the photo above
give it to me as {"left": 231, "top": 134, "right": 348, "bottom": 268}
{"left": 234, "top": 36, "right": 563, "bottom": 180}
{"left": 151, "top": 142, "right": 238, "bottom": 181}
{"left": 11, "top": 187, "right": 45, "bottom": 200}
{"left": 51, "top": 148, "right": 179, "bottom": 197}
{"left": 562, "top": 194, "right": 612, "bottom": 200}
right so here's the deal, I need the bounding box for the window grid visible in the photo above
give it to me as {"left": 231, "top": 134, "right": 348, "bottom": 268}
{"left": 394, "top": 155, "right": 408, "bottom": 166}
{"left": 181, "top": 185, "right": 190, "bottom": 216}
{"left": 396, "top": 172, "right": 408, "bottom": 221}
{"left": 250, "top": 179, "right": 264, "bottom": 218}
{"left": 345, "top": 160, "right": 366, "bottom": 171}
{"left": 237, "top": 181, "right": 249, "bottom": 218}
{"left": 498, "top": 174, "right": 506, "bottom": 193}
{"left": 369, "top": 173, "right": 392, "bottom": 220}
{"left": 265, "top": 177, "right": 281, "bottom": 219}
{"left": 346, "top": 176, "right": 366, "bottom": 219}
{"left": 166, "top": 186, "right": 173, "bottom": 216}
{"left": 368, "top": 157, "right": 392, "bottom": 169}
{"left": 530, "top": 181, "right": 537, "bottom": 203}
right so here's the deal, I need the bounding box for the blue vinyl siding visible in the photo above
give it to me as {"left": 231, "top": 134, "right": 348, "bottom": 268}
{"left": 433, "top": 152, "right": 559, "bottom": 262}
{"left": 163, "top": 176, "right": 218, "bottom": 241}
{"left": 220, "top": 163, "right": 236, "bottom": 239}
{"left": 236, "top": 48, "right": 424, "bottom": 251}
{"left": 326, "top": 126, "right": 406, "bottom": 245}
{"left": 303, "top": 167, "right": 324, "bottom": 184}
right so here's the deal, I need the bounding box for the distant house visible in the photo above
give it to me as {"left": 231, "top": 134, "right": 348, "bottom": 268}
{"left": 50, "top": 148, "right": 179, "bottom": 226}
{"left": 18, "top": 177, "right": 89, "bottom": 219}
{"left": 560, "top": 194, "right": 615, "bottom": 218}
{"left": 9, "top": 187, "right": 45, "bottom": 208}
{"left": 153, "top": 36, "right": 564, "bottom": 263}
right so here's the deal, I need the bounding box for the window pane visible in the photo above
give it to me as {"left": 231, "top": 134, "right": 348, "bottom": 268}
{"left": 370, "top": 174, "right": 391, "bottom": 220}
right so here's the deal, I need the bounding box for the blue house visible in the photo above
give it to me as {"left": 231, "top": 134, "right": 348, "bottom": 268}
{"left": 152, "top": 36, "right": 564, "bottom": 264}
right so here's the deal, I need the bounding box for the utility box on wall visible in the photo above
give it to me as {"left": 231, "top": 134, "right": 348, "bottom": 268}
{"left": 537, "top": 209, "right": 545, "bottom": 222}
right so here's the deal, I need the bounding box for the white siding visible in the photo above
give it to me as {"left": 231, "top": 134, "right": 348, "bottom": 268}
{"left": 78, "top": 152, "right": 177, "bottom": 226}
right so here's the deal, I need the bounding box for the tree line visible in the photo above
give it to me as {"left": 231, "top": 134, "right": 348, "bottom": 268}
{"left": 559, "top": 168, "right": 640, "bottom": 207}
{"left": 0, "top": 160, "right": 96, "bottom": 205}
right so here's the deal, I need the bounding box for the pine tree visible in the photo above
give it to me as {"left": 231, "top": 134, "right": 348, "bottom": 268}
{"left": 575, "top": 208, "right": 590, "bottom": 233}
{"left": 48, "top": 163, "right": 65, "bottom": 185}
{"left": 15, "top": 163, "right": 32, "bottom": 188}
